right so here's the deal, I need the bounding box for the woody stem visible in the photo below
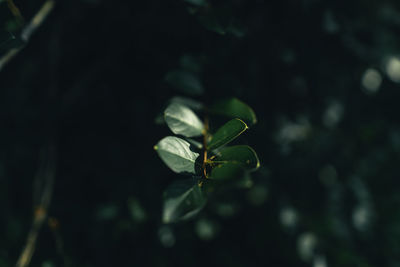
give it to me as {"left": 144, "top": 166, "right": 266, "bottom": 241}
{"left": 202, "top": 116, "right": 209, "bottom": 178}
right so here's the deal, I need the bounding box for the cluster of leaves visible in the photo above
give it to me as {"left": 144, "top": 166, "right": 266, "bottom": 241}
{"left": 154, "top": 97, "right": 259, "bottom": 223}
{"left": 183, "top": 0, "right": 246, "bottom": 36}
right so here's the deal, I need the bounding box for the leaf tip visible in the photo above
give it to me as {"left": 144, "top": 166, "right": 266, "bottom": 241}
{"left": 236, "top": 118, "right": 249, "bottom": 131}
{"left": 154, "top": 145, "right": 158, "bottom": 151}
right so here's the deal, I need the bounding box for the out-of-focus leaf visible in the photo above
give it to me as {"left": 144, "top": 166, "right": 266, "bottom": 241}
{"left": 184, "top": 0, "right": 207, "bottom": 7}
{"left": 0, "top": 30, "right": 23, "bottom": 51}
{"left": 165, "top": 69, "right": 204, "bottom": 96}
{"left": 180, "top": 54, "right": 202, "bottom": 73}
{"left": 154, "top": 136, "right": 200, "bottom": 174}
{"left": 195, "top": 5, "right": 243, "bottom": 36}
{"left": 198, "top": 14, "right": 226, "bottom": 35}
{"left": 154, "top": 113, "right": 165, "bottom": 125}
{"left": 169, "top": 96, "right": 204, "bottom": 111}
{"left": 128, "top": 197, "right": 147, "bottom": 223}
{"left": 163, "top": 179, "right": 206, "bottom": 223}
{"left": 185, "top": 138, "right": 203, "bottom": 150}
{"left": 208, "top": 118, "right": 248, "bottom": 150}
{"left": 235, "top": 172, "right": 254, "bottom": 188}
{"left": 95, "top": 203, "right": 119, "bottom": 221}
{"left": 213, "top": 145, "right": 260, "bottom": 170}
{"left": 211, "top": 98, "right": 257, "bottom": 125}
{"left": 226, "top": 22, "right": 246, "bottom": 38}
{"left": 164, "top": 102, "right": 204, "bottom": 137}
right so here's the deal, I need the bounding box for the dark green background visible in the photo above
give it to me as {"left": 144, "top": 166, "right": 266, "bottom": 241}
{"left": 1, "top": 0, "right": 400, "bottom": 266}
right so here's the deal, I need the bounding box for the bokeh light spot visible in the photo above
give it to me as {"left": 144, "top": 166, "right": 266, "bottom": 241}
{"left": 361, "top": 68, "right": 382, "bottom": 94}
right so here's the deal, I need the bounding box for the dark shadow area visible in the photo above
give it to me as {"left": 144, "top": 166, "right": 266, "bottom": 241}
{"left": 1, "top": 0, "right": 400, "bottom": 266}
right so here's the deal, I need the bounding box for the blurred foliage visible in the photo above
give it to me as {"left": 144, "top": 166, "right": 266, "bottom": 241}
{"left": 1, "top": 0, "right": 400, "bottom": 266}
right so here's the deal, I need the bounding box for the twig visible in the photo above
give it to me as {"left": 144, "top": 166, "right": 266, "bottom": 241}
{"left": 48, "top": 217, "right": 72, "bottom": 267}
{"left": 0, "top": 0, "right": 55, "bottom": 72}
{"left": 202, "top": 116, "right": 209, "bottom": 178}
{"left": 21, "top": 0, "right": 55, "bottom": 42}
{"left": 6, "top": 0, "right": 24, "bottom": 23}
{"left": 16, "top": 143, "right": 57, "bottom": 267}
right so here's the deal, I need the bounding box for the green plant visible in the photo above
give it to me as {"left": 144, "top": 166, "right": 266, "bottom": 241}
{"left": 154, "top": 97, "right": 260, "bottom": 223}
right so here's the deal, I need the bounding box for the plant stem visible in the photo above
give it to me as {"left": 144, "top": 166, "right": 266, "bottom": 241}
{"left": 202, "top": 116, "right": 209, "bottom": 178}
{"left": 16, "top": 143, "right": 56, "bottom": 267}
{"left": 0, "top": 0, "right": 55, "bottom": 72}
{"left": 6, "top": 0, "right": 24, "bottom": 23}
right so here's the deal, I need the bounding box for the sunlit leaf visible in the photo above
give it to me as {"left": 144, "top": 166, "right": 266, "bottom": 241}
{"left": 208, "top": 118, "right": 248, "bottom": 150}
{"left": 165, "top": 69, "right": 204, "bottom": 96}
{"left": 211, "top": 98, "right": 257, "bottom": 125}
{"left": 213, "top": 145, "right": 260, "bottom": 170}
{"left": 163, "top": 179, "right": 206, "bottom": 223}
{"left": 164, "top": 102, "right": 204, "bottom": 137}
{"left": 154, "top": 97, "right": 204, "bottom": 125}
{"left": 154, "top": 136, "right": 200, "bottom": 174}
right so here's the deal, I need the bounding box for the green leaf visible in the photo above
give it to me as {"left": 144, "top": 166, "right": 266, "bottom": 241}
{"left": 211, "top": 98, "right": 257, "bottom": 125}
{"left": 164, "top": 103, "right": 204, "bottom": 137}
{"left": 154, "top": 113, "right": 165, "bottom": 125}
{"left": 163, "top": 179, "right": 206, "bottom": 223}
{"left": 235, "top": 172, "right": 254, "bottom": 189}
{"left": 180, "top": 54, "right": 202, "bottom": 73}
{"left": 154, "top": 97, "right": 204, "bottom": 125}
{"left": 185, "top": 138, "right": 203, "bottom": 150}
{"left": 226, "top": 22, "right": 246, "bottom": 38}
{"left": 209, "top": 163, "right": 245, "bottom": 181}
{"left": 197, "top": 14, "right": 226, "bottom": 35}
{"left": 184, "top": 0, "right": 207, "bottom": 7}
{"left": 154, "top": 136, "right": 200, "bottom": 174}
{"left": 165, "top": 69, "right": 204, "bottom": 96}
{"left": 0, "top": 30, "right": 23, "bottom": 51}
{"left": 208, "top": 118, "right": 248, "bottom": 150}
{"left": 213, "top": 145, "right": 260, "bottom": 170}
{"left": 169, "top": 96, "right": 204, "bottom": 111}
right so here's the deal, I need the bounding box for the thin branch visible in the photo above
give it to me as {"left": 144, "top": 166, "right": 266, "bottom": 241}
{"left": 48, "top": 217, "right": 72, "bottom": 267}
{"left": 21, "top": 0, "right": 55, "bottom": 42}
{"left": 16, "top": 143, "right": 57, "bottom": 267}
{"left": 6, "top": 0, "right": 24, "bottom": 23}
{"left": 202, "top": 116, "right": 209, "bottom": 178}
{"left": 0, "top": 0, "right": 55, "bottom": 72}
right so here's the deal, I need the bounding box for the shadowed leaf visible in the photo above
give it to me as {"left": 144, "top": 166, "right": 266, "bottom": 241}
{"left": 209, "top": 162, "right": 245, "bottom": 181}
{"left": 163, "top": 179, "right": 206, "bottom": 223}
{"left": 213, "top": 145, "right": 260, "bottom": 170}
{"left": 208, "top": 118, "right": 248, "bottom": 150}
{"left": 184, "top": 0, "right": 207, "bottom": 7}
{"left": 211, "top": 98, "right": 257, "bottom": 125}
{"left": 169, "top": 96, "right": 204, "bottom": 111}
{"left": 165, "top": 69, "right": 204, "bottom": 96}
